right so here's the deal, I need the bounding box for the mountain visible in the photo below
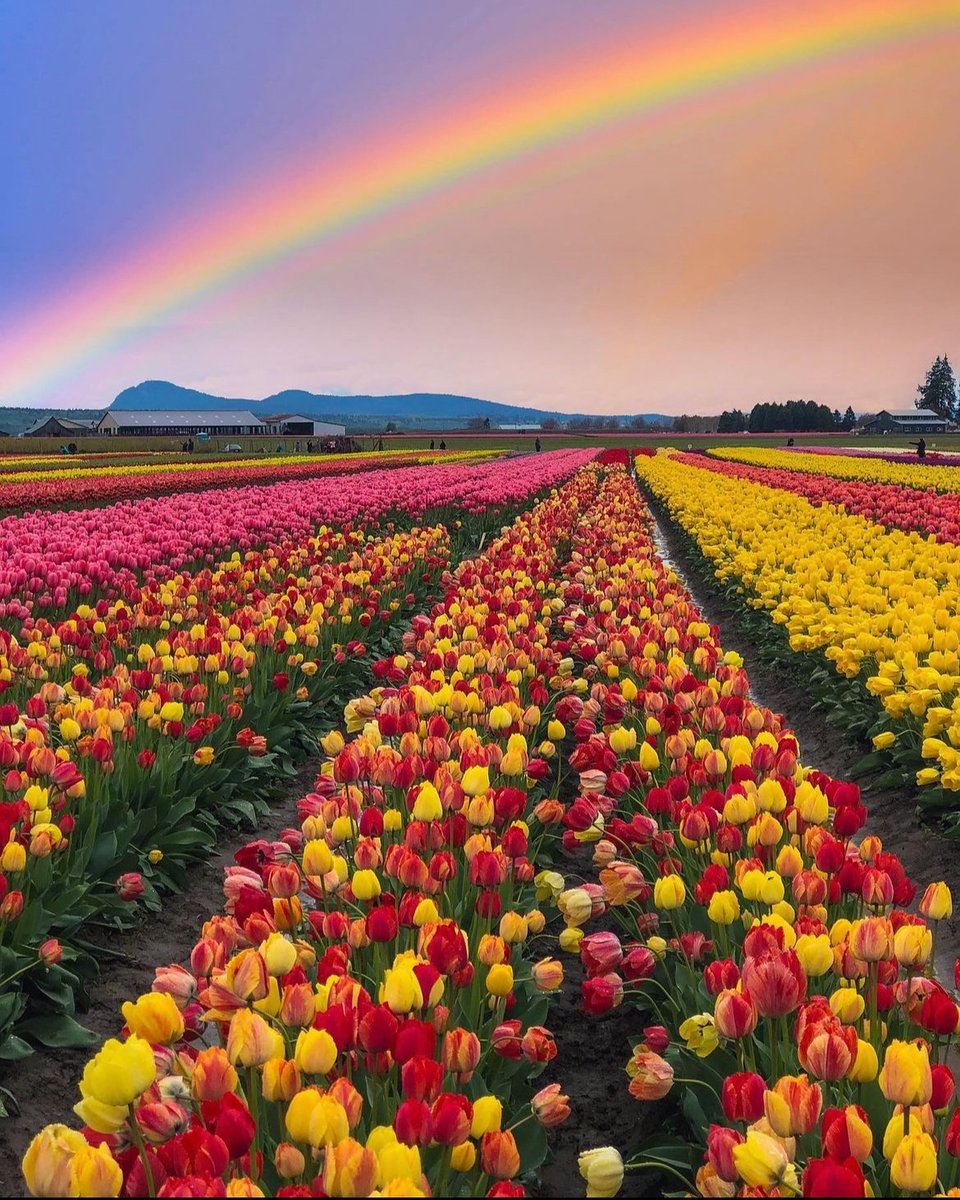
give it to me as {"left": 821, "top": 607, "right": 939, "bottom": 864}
{"left": 108, "top": 381, "right": 672, "bottom": 429}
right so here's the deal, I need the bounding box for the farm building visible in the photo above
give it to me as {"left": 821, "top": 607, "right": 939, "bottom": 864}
{"left": 860, "top": 408, "right": 949, "bottom": 435}
{"left": 22, "top": 415, "right": 99, "bottom": 438}
{"left": 98, "top": 410, "right": 266, "bottom": 437}
{"left": 261, "top": 414, "right": 347, "bottom": 437}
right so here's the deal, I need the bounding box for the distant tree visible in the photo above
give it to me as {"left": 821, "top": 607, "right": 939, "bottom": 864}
{"left": 747, "top": 400, "right": 835, "bottom": 433}
{"left": 917, "top": 355, "right": 958, "bottom": 420}
{"left": 842, "top": 406, "right": 857, "bottom": 431}
{"left": 833, "top": 409, "right": 843, "bottom": 427}
{"left": 673, "top": 415, "right": 690, "bottom": 434}
{"left": 384, "top": 421, "right": 398, "bottom": 433}
{"left": 817, "top": 404, "right": 837, "bottom": 431}
{"left": 467, "top": 417, "right": 486, "bottom": 430}
{"left": 541, "top": 417, "right": 559, "bottom": 431}
{"left": 718, "top": 409, "right": 747, "bottom": 433}
{"left": 483, "top": 416, "right": 491, "bottom": 430}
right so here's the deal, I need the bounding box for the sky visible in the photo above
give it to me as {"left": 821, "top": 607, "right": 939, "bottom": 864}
{"left": 2, "top": 0, "right": 960, "bottom": 415}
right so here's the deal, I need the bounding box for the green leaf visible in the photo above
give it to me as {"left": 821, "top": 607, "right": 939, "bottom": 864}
{"left": 0, "top": 1035, "right": 33, "bottom": 1062}
{"left": 87, "top": 830, "right": 119, "bottom": 877}
{"left": 850, "top": 752, "right": 886, "bottom": 778}
{"left": 514, "top": 1110, "right": 548, "bottom": 1174}
{"left": 17, "top": 1013, "right": 98, "bottom": 1049}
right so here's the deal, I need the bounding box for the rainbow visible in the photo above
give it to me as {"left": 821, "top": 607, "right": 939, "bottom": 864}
{"left": 4, "top": 0, "right": 959, "bottom": 401}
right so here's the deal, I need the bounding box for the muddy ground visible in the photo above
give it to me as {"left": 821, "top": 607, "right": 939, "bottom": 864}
{"left": 536, "top": 924, "right": 659, "bottom": 1198}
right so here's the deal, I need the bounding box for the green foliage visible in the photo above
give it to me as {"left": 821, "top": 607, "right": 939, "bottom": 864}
{"left": 916, "top": 354, "right": 958, "bottom": 420}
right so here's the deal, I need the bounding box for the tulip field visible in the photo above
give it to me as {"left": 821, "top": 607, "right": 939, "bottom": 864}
{"left": 0, "top": 450, "right": 589, "bottom": 1050}
{"left": 636, "top": 449, "right": 960, "bottom": 822}
{"left": 11, "top": 446, "right": 960, "bottom": 1198}
{"left": 0, "top": 448, "right": 495, "bottom": 513}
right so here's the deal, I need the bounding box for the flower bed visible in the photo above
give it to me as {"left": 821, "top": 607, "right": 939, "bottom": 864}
{"left": 635, "top": 451, "right": 960, "bottom": 824}
{"left": 535, "top": 471, "right": 957, "bottom": 1198}
{"left": 19, "top": 461, "right": 621, "bottom": 1196}
{"left": 0, "top": 450, "right": 594, "bottom": 616}
{"left": 22, "top": 462, "right": 960, "bottom": 1198}
{"left": 674, "top": 450, "right": 960, "bottom": 545}
{"left": 0, "top": 449, "right": 496, "bottom": 513}
{"left": 0, "top": 452, "right": 594, "bottom": 1064}
{"left": 709, "top": 445, "right": 960, "bottom": 493}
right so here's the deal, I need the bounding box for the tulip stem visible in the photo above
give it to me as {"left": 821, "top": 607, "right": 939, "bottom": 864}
{"left": 768, "top": 1016, "right": 780, "bottom": 1083}
{"left": 674, "top": 1077, "right": 722, "bottom": 1105}
{"left": 625, "top": 1158, "right": 695, "bottom": 1191}
{"left": 247, "top": 1067, "right": 262, "bottom": 1184}
{"left": 127, "top": 1105, "right": 156, "bottom": 1198}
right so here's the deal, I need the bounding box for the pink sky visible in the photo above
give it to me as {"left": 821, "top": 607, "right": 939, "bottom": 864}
{"left": 4, "top": 1, "right": 960, "bottom": 414}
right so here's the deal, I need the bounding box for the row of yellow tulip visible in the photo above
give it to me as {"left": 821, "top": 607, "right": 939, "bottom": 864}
{"left": 634, "top": 451, "right": 960, "bottom": 806}
{"left": 709, "top": 444, "right": 960, "bottom": 493}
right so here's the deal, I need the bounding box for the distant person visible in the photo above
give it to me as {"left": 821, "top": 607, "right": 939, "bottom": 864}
{"left": 181, "top": 441, "right": 188, "bottom": 452}
{"left": 535, "top": 437, "right": 542, "bottom": 453}
{"left": 276, "top": 441, "right": 283, "bottom": 454}
{"left": 915, "top": 436, "right": 927, "bottom": 460}
{"left": 439, "top": 439, "right": 446, "bottom": 450}
{"left": 294, "top": 440, "right": 301, "bottom": 453}
{"left": 188, "top": 437, "right": 194, "bottom": 452}
{"left": 786, "top": 436, "right": 795, "bottom": 446}
{"left": 429, "top": 439, "right": 435, "bottom": 451}
{"left": 377, "top": 436, "right": 384, "bottom": 451}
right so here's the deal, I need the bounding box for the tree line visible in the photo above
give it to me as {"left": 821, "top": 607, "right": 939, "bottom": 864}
{"left": 714, "top": 401, "right": 857, "bottom": 433}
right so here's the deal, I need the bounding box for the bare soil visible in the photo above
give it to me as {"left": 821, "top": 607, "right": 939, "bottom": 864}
{"left": 537, "top": 916, "right": 665, "bottom": 1198}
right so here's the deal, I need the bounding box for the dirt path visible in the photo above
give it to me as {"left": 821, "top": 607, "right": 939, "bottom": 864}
{"left": 537, "top": 915, "right": 663, "bottom": 1198}
{"left": 647, "top": 492, "right": 960, "bottom": 988}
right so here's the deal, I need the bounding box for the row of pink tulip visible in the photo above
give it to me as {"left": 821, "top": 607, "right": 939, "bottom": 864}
{"left": 0, "top": 451, "right": 595, "bottom": 618}
{"left": 0, "top": 450, "right": 495, "bottom": 512}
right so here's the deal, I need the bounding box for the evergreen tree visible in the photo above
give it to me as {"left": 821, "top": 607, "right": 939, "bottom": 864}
{"left": 842, "top": 406, "right": 856, "bottom": 431}
{"left": 916, "top": 355, "right": 958, "bottom": 420}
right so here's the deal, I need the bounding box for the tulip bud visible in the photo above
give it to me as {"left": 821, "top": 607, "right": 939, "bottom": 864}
{"left": 578, "top": 1147, "right": 625, "bottom": 1199}
{"left": 275, "top": 1141, "right": 305, "bottom": 1180}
